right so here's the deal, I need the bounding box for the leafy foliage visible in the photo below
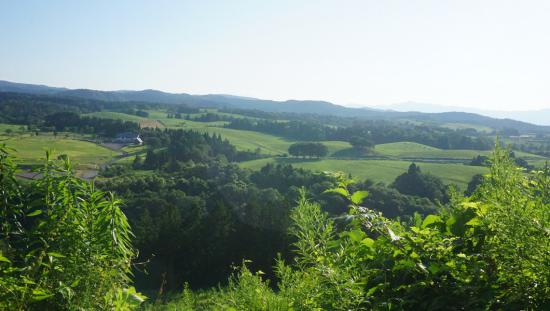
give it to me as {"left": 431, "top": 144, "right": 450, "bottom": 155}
{"left": 156, "top": 145, "right": 549, "bottom": 309}
{"left": 0, "top": 146, "right": 143, "bottom": 310}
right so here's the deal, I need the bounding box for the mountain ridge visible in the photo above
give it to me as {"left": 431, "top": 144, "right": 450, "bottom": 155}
{"left": 1, "top": 80, "right": 549, "bottom": 133}
{"left": 378, "top": 101, "right": 550, "bottom": 126}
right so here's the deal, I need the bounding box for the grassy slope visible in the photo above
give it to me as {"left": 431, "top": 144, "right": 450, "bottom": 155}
{"left": 0, "top": 123, "right": 26, "bottom": 133}
{"left": 84, "top": 111, "right": 163, "bottom": 128}
{"left": 84, "top": 111, "right": 148, "bottom": 122}
{"left": 240, "top": 157, "right": 488, "bottom": 188}
{"left": 0, "top": 135, "right": 119, "bottom": 168}
{"left": 375, "top": 142, "right": 545, "bottom": 160}
{"left": 94, "top": 109, "right": 545, "bottom": 159}
{"left": 72, "top": 111, "right": 548, "bottom": 186}
{"left": 440, "top": 122, "right": 493, "bottom": 133}
{"left": 145, "top": 110, "right": 351, "bottom": 155}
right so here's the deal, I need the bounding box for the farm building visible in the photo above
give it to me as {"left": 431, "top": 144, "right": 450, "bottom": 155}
{"left": 114, "top": 132, "right": 143, "bottom": 145}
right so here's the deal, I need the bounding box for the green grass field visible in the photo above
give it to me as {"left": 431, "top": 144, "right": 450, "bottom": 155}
{"left": 240, "top": 157, "right": 488, "bottom": 188}
{"left": 86, "top": 109, "right": 546, "bottom": 160}
{"left": 0, "top": 123, "right": 27, "bottom": 133}
{"left": 440, "top": 122, "right": 494, "bottom": 133}
{"left": 84, "top": 111, "right": 164, "bottom": 128}
{"left": 84, "top": 111, "right": 148, "bottom": 122}
{"left": 137, "top": 110, "right": 351, "bottom": 155}
{"left": 0, "top": 135, "right": 119, "bottom": 168}
{"left": 375, "top": 142, "right": 545, "bottom": 160}
{"left": 88, "top": 110, "right": 282, "bottom": 153}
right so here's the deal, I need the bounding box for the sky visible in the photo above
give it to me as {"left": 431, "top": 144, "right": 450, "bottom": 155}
{"left": 1, "top": 0, "right": 550, "bottom": 111}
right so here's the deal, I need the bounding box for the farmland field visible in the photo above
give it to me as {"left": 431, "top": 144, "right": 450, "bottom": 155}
{"left": 240, "top": 157, "right": 488, "bottom": 188}
{"left": 84, "top": 111, "right": 163, "bottom": 128}
{"left": 78, "top": 110, "right": 550, "bottom": 165}
{"left": 440, "top": 122, "right": 493, "bottom": 133}
{"left": 0, "top": 123, "right": 26, "bottom": 134}
{"left": 135, "top": 110, "right": 349, "bottom": 154}
{"left": 0, "top": 135, "right": 119, "bottom": 168}
{"left": 84, "top": 111, "right": 147, "bottom": 122}
{"left": 374, "top": 142, "right": 545, "bottom": 160}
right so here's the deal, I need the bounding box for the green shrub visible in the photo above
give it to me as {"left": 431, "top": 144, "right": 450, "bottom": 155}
{"left": 0, "top": 145, "right": 145, "bottom": 310}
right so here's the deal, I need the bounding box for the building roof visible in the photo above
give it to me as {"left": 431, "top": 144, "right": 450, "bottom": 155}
{"left": 116, "top": 132, "right": 140, "bottom": 138}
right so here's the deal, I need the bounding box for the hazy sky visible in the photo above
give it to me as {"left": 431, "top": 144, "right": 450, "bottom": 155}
{"left": 1, "top": 0, "right": 549, "bottom": 110}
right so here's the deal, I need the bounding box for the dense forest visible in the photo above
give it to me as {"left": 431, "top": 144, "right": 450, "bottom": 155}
{"left": 100, "top": 133, "right": 444, "bottom": 292}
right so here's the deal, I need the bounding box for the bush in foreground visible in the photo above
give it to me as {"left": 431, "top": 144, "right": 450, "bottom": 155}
{"left": 0, "top": 146, "right": 144, "bottom": 310}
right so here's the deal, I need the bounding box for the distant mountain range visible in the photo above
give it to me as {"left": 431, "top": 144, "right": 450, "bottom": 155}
{"left": 377, "top": 102, "right": 550, "bottom": 126}
{"left": 1, "top": 80, "right": 549, "bottom": 134}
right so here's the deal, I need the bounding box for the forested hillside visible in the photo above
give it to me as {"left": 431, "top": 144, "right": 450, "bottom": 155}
{"left": 2, "top": 81, "right": 550, "bottom": 134}
{"left": 1, "top": 90, "right": 549, "bottom": 310}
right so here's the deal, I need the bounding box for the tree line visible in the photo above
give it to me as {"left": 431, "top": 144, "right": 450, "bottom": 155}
{"left": 226, "top": 118, "right": 493, "bottom": 150}
{"left": 44, "top": 112, "right": 139, "bottom": 137}
{"left": 288, "top": 142, "right": 328, "bottom": 158}
{"left": 134, "top": 128, "right": 262, "bottom": 170}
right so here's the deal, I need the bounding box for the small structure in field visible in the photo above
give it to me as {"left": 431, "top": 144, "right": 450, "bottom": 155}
{"left": 114, "top": 132, "right": 143, "bottom": 145}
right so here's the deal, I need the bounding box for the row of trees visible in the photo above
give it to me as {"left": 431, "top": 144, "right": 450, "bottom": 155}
{"left": 44, "top": 112, "right": 139, "bottom": 137}
{"left": 135, "top": 129, "right": 261, "bottom": 171}
{"left": 226, "top": 118, "right": 493, "bottom": 150}
{"left": 288, "top": 142, "right": 328, "bottom": 158}
{"left": 0, "top": 92, "right": 169, "bottom": 127}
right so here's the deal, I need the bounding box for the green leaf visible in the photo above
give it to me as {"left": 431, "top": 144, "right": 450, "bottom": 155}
{"left": 32, "top": 294, "right": 54, "bottom": 301}
{"left": 0, "top": 254, "right": 11, "bottom": 263}
{"left": 323, "top": 187, "right": 349, "bottom": 198}
{"left": 465, "top": 217, "right": 481, "bottom": 227}
{"left": 366, "top": 285, "right": 380, "bottom": 297}
{"left": 22, "top": 279, "right": 35, "bottom": 285}
{"left": 445, "top": 215, "right": 457, "bottom": 233}
{"left": 350, "top": 191, "right": 369, "bottom": 205}
{"left": 26, "top": 209, "right": 42, "bottom": 217}
{"left": 421, "top": 215, "right": 443, "bottom": 228}
{"left": 70, "top": 279, "right": 81, "bottom": 287}
{"left": 361, "top": 238, "right": 375, "bottom": 249}
{"left": 47, "top": 252, "right": 66, "bottom": 258}
{"left": 461, "top": 201, "right": 479, "bottom": 209}
{"left": 32, "top": 288, "right": 54, "bottom": 301}
{"left": 348, "top": 229, "right": 366, "bottom": 242}
{"left": 428, "top": 263, "right": 442, "bottom": 274}
{"left": 413, "top": 212, "right": 423, "bottom": 228}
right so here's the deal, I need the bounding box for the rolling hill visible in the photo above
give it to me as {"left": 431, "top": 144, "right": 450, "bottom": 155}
{"left": 1, "top": 80, "right": 550, "bottom": 134}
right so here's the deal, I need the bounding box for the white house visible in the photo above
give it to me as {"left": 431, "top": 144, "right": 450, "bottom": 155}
{"left": 114, "top": 132, "right": 143, "bottom": 145}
